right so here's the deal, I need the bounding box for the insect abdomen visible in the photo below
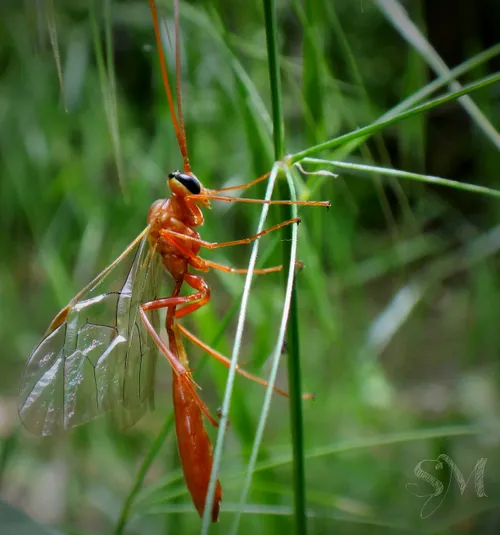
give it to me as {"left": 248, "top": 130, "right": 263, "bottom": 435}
{"left": 172, "top": 373, "right": 222, "bottom": 522}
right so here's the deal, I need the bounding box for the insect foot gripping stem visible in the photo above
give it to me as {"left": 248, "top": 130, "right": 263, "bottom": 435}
{"left": 173, "top": 373, "right": 222, "bottom": 522}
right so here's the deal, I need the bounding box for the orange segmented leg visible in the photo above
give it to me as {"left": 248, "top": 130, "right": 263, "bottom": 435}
{"left": 169, "top": 285, "right": 220, "bottom": 429}
{"left": 209, "top": 171, "right": 270, "bottom": 194}
{"left": 142, "top": 285, "right": 207, "bottom": 313}
{"left": 142, "top": 274, "right": 211, "bottom": 324}
{"left": 165, "top": 280, "right": 185, "bottom": 354}
{"left": 141, "top": 295, "right": 219, "bottom": 428}
{"left": 202, "top": 259, "right": 282, "bottom": 275}
{"left": 141, "top": 303, "right": 219, "bottom": 427}
{"left": 160, "top": 231, "right": 285, "bottom": 275}
{"left": 160, "top": 217, "right": 300, "bottom": 250}
{"left": 176, "top": 323, "right": 315, "bottom": 400}
{"left": 142, "top": 272, "right": 210, "bottom": 319}
{"left": 175, "top": 273, "right": 210, "bottom": 319}
{"left": 188, "top": 193, "right": 330, "bottom": 209}
{"left": 158, "top": 232, "right": 208, "bottom": 272}
{"left": 202, "top": 259, "right": 305, "bottom": 274}
{"left": 140, "top": 305, "right": 191, "bottom": 378}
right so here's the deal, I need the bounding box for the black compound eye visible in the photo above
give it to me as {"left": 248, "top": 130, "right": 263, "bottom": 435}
{"left": 168, "top": 171, "right": 201, "bottom": 194}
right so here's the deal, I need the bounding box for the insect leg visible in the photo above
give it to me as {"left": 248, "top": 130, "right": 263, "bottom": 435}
{"left": 140, "top": 301, "right": 219, "bottom": 428}
{"left": 189, "top": 194, "right": 330, "bottom": 208}
{"left": 200, "top": 259, "right": 304, "bottom": 274}
{"left": 176, "top": 323, "right": 315, "bottom": 400}
{"left": 160, "top": 231, "right": 283, "bottom": 274}
{"left": 201, "top": 260, "right": 282, "bottom": 274}
{"left": 209, "top": 171, "right": 270, "bottom": 193}
{"left": 144, "top": 271, "right": 211, "bottom": 323}
{"left": 142, "top": 289, "right": 205, "bottom": 312}
{"left": 139, "top": 306, "right": 189, "bottom": 378}
{"left": 160, "top": 217, "right": 300, "bottom": 250}
{"left": 174, "top": 274, "right": 210, "bottom": 319}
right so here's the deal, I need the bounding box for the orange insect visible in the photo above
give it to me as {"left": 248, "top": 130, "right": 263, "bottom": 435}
{"left": 18, "top": 0, "right": 330, "bottom": 522}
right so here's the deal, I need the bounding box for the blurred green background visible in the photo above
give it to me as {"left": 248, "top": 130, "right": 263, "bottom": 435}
{"left": 1, "top": 0, "right": 500, "bottom": 534}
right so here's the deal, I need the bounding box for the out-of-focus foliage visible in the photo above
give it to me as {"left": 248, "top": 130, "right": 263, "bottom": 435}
{"left": 1, "top": 0, "right": 499, "bottom": 534}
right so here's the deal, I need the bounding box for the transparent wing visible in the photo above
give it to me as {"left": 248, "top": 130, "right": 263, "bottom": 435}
{"left": 19, "top": 229, "right": 163, "bottom": 435}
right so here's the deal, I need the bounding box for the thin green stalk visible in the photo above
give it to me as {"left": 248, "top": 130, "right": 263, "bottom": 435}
{"left": 114, "top": 414, "right": 174, "bottom": 535}
{"left": 263, "top": 0, "right": 307, "bottom": 533}
{"left": 0, "top": 431, "right": 18, "bottom": 490}
{"left": 299, "top": 0, "right": 325, "bottom": 144}
{"left": 44, "top": 0, "right": 67, "bottom": 111}
{"left": 299, "top": 51, "right": 500, "bottom": 200}
{"left": 290, "top": 72, "right": 500, "bottom": 164}
{"left": 90, "top": 0, "right": 126, "bottom": 199}
{"left": 388, "top": 43, "right": 500, "bottom": 119}
{"left": 282, "top": 172, "right": 307, "bottom": 535}
{"left": 302, "top": 158, "right": 500, "bottom": 198}
{"left": 263, "top": 0, "right": 284, "bottom": 160}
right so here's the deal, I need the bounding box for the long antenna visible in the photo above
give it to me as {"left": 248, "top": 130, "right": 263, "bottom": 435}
{"left": 149, "top": 0, "right": 191, "bottom": 173}
{"left": 173, "top": 0, "right": 190, "bottom": 173}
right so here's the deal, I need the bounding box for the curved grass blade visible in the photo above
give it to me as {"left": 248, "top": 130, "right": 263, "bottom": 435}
{"left": 200, "top": 165, "right": 280, "bottom": 533}
{"left": 231, "top": 165, "right": 300, "bottom": 534}
{"left": 375, "top": 0, "right": 500, "bottom": 150}
{"left": 114, "top": 413, "right": 175, "bottom": 535}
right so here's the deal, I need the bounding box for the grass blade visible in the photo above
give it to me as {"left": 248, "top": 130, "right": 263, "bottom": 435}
{"left": 290, "top": 72, "right": 500, "bottom": 164}
{"left": 114, "top": 414, "right": 174, "bottom": 535}
{"left": 375, "top": 0, "right": 500, "bottom": 149}
{"left": 44, "top": 0, "right": 67, "bottom": 111}
{"left": 90, "top": 0, "right": 127, "bottom": 199}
